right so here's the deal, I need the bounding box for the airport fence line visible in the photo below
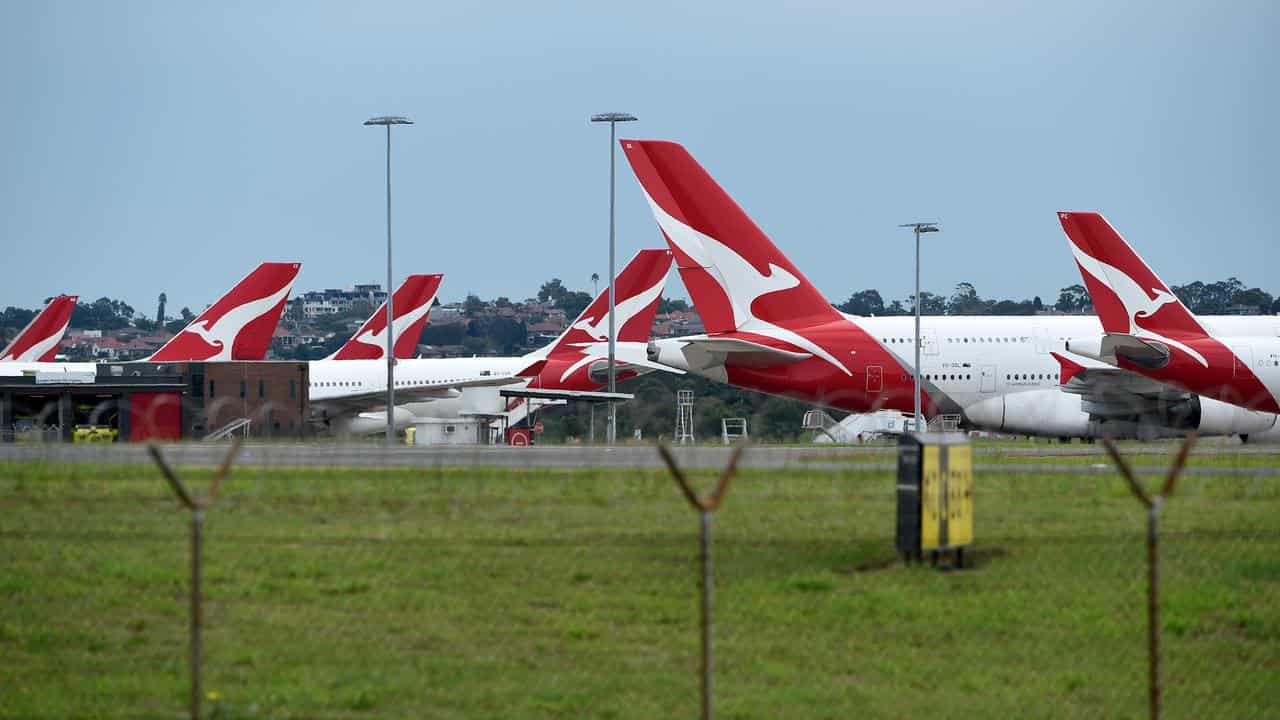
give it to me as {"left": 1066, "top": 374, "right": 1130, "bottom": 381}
{"left": 0, "top": 437, "right": 1277, "bottom": 719}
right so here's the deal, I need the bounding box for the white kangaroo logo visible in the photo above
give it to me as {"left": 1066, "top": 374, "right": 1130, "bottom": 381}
{"left": 179, "top": 281, "right": 294, "bottom": 361}
{"left": 1067, "top": 237, "right": 1208, "bottom": 367}
{"left": 570, "top": 274, "right": 667, "bottom": 342}
{"left": 643, "top": 190, "right": 851, "bottom": 376}
{"left": 350, "top": 299, "right": 435, "bottom": 357}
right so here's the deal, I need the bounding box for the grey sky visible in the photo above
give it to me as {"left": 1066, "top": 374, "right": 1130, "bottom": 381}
{"left": 2, "top": 1, "right": 1276, "bottom": 313}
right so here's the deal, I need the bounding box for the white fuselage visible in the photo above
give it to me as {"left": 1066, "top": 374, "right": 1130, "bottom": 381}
{"left": 854, "top": 314, "right": 1280, "bottom": 411}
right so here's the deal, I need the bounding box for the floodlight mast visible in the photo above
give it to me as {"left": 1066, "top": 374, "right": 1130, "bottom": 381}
{"left": 364, "top": 115, "right": 414, "bottom": 445}
{"left": 590, "top": 111, "right": 638, "bottom": 444}
{"left": 900, "top": 222, "right": 939, "bottom": 432}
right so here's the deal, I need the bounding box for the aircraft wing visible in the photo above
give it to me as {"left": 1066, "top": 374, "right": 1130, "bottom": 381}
{"left": 673, "top": 335, "right": 812, "bottom": 371}
{"left": 313, "top": 375, "right": 523, "bottom": 415}
{"left": 1053, "top": 351, "right": 1190, "bottom": 417}
{"left": 501, "top": 388, "right": 635, "bottom": 403}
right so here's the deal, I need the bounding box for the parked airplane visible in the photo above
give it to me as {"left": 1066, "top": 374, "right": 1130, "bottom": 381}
{"left": 1058, "top": 211, "right": 1280, "bottom": 437}
{"left": 328, "top": 274, "right": 443, "bottom": 360}
{"left": 621, "top": 138, "right": 1278, "bottom": 439}
{"left": 151, "top": 262, "right": 301, "bottom": 361}
{"left": 0, "top": 295, "right": 78, "bottom": 362}
{"left": 308, "top": 249, "right": 676, "bottom": 435}
{"left": 0, "top": 262, "right": 302, "bottom": 377}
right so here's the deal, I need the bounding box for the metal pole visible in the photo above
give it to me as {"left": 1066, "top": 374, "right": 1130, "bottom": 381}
{"left": 607, "top": 121, "right": 618, "bottom": 444}
{"left": 913, "top": 227, "right": 922, "bottom": 432}
{"left": 385, "top": 124, "right": 396, "bottom": 445}
{"left": 1147, "top": 500, "right": 1161, "bottom": 720}
{"left": 190, "top": 509, "right": 203, "bottom": 720}
{"left": 699, "top": 510, "right": 713, "bottom": 720}
{"left": 591, "top": 275, "right": 598, "bottom": 446}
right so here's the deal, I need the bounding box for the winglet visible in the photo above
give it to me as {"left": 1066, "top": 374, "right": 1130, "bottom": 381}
{"left": 329, "top": 274, "right": 444, "bottom": 360}
{"left": 1051, "top": 351, "right": 1086, "bottom": 385}
{"left": 0, "top": 294, "right": 79, "bottom": 362}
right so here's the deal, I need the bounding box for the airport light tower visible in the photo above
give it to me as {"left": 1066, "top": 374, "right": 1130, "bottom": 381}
{"left": 364, "top": 115, "right": 414, "bottom": 445}
{"left": 900, "top": 222, "right": 939, "bottom": 432}
{"left": 590, "top": 111, "right": 638, "bottom": 444}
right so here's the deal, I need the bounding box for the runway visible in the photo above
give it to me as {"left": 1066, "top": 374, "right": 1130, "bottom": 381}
{"left": 1, "top": 440, "right": 1277, "bottom": 475}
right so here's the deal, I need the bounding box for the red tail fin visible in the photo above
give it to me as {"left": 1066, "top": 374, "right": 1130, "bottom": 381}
{"left": 329, "top": 274, "right": 443, "bottom": 360}
{"left": 620, "top": 139, "right": 841, "bottom": 333}
{"left": 1057, "top": 212, "right": 1206, "bottom": 339}
{"left": 545, "top": 248, "right": 672, "bottom": 357}
{"left": 150, "top": 262, "right": 300, "bottom": 361}
{"left": 0, "top": 294, "right": 78, "bottom": 362}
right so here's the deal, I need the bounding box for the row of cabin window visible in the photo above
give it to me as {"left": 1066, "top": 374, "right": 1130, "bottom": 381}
{"left": 894, "top": 372, "right": 1061, "bottom": 383}
{"left": 206, "top": 380, "right": 297, "bottom": 399}
{"left": 881, "top": 336, "right": 1034, "bottom": 345}
{"left": 309, "top": 379, "right": 470, "bottom": 389}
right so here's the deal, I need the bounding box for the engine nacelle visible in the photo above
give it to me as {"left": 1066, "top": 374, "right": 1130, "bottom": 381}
{"left": 648, "top": 339, "right": 690, "bottom": 372}
{"left": 328, "top": 406, "right": 416, "bottom": 436}
{"left": 962, "top": 389, "right": 1095, "bottom": 436}
{"left": 1192, "top": 396, "right": 1277, "bottom": 436}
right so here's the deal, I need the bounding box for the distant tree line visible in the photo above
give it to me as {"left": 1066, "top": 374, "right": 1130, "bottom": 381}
{"left": 835, "top": 277, "right": 1280, "bottom": 317}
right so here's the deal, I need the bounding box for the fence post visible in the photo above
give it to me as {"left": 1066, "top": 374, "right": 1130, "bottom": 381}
{"left": 150, "top": 438, "right": 241, "bottom": 720}
{"left": 657, "top": 442, "right": 744, "bottom": 720}
{"left": 1101, "top": 433, "right": 1196, "bottom": 720}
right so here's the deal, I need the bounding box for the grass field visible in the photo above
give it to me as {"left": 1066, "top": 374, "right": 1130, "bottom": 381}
{"left": 2, "top": 449, "right": 1278, "bottom": 719}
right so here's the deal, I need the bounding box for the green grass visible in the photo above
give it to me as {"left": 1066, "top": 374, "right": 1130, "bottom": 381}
{"left": 1, "top": 455, "right": 1278, "bottom": 719}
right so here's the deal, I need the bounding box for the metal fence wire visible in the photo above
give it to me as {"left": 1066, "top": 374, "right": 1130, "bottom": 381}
{"left": 1, "top": 433, "right": 1277, "bottom": 719}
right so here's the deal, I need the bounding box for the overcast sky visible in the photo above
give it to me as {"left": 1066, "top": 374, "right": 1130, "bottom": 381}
{"left": 2, "top": 1, "right": 1276, "bottom": 313}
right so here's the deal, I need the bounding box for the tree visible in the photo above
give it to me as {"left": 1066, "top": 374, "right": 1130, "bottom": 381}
{"left": 658, "top": 297, "right": 690, "bottom": 313}
{"left": 1055, "top": 285, "right": 1090, "bottom": 313}
{"left": 908, "top": 291, "right": 947, "bottom": 315}
{"left": 165, "top": 307, "right": 195, "bottom": 334}
{"left": 494, "top": 296, "right": 512, "bottom": 308}
{"left": 156, "top": 292, "right": 166, "bottom": 326}
{"left": 463, "top": 294, "right": 485, "bottom": 317}
{"left": 837, "top": 289, "right": 885, "bottom": 316}
{"left": 537, "top": 278, "right": 569, "bottom": 304}
{"left": 555, "top": 291, "right": 592, "bottom": 321}
{"left": 947, "top": 282, "right": 993, "bottom": 315}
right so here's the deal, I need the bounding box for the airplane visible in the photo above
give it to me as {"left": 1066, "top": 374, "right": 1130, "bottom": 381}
{"left": 1057, "top": 211, "right": 1280, "bottom": 439}
{"left": 0, "top": 262, "right": 302, "bottom": 376}
{"left": 150, "top": 262, "right": 301, "bottom": 361}
{"left": 327, "top": 274, "right": 443, "bottom": 360}
{"left": 621, "top": 138, "right": 1279, "bottom": 439}
{"left": 0, "top": 295, "right": 78, "bottom": 362}
{"left": 307, "top": 248, "right": 676, "bottom": 435}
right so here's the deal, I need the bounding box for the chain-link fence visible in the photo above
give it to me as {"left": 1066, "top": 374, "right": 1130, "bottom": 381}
{"left": 1, "top": 434, "right": 1277, "bottom": 719}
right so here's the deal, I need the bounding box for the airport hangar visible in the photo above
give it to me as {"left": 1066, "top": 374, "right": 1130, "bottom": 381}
{"left": 0, "top": 362, "right": 310, "bottom": 442}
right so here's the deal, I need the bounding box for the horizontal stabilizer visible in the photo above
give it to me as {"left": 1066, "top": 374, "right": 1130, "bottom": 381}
{"left": 500, "top": 387, "right": 635, "bottom": 403}
{"left": 678, "top": 335, "right": 812, "bottom": 371}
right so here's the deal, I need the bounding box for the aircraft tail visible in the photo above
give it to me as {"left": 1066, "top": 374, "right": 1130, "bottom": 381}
{"left": 1057, "top": 211, "right": 1206, "bottom": 339}
{"left": 329, "top": 274, "right": 444, "bottom": 360}
{"left": 150, "top": 262, "right": 301, "bottom": 362}
{"left": 0, "top": 294, "right": 79, "bottom": 362}
{"left": 543, "top": 248, "right": 673, "bottom": 357}
{"left": 620, "top": 139, "right": 842, "bottom": 334}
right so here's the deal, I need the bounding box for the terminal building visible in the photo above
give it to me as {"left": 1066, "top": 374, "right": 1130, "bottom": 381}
{"left": 0, "top": 362, "right": 310, "bottom": 442}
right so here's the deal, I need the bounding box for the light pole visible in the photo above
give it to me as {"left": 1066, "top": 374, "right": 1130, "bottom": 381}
{"left": 590, "top": 112, "right": 638, "bottom": 444}
{"left": 364, "top": 115, "right": 414, "bottom": 445}
{"left": 900, "top": 222, "right": 939, "bottom": 432}
{"left": 589, "top": 272, "right": 600, "bottom": 444}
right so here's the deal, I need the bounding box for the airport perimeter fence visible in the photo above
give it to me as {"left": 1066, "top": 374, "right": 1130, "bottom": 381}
{"left": 1, "top": 435, "right": 1278, "bottom": 719}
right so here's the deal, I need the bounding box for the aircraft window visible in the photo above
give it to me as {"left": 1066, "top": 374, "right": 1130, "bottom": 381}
{"left": 963, "top": 338, "right": 968, "bottom": 343}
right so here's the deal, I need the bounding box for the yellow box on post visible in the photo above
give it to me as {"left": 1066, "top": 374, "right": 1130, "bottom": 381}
{"left": 896, "top": 432, "right": 973, "bottom": 567}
